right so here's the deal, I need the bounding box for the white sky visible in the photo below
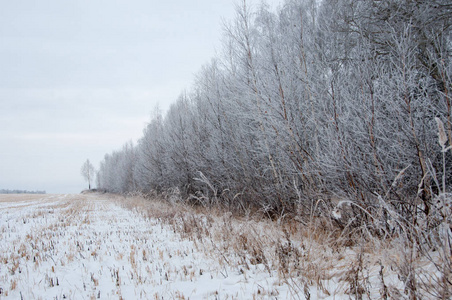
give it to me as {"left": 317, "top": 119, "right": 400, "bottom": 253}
{"left": 0, "top": 0, "right": 281, "bottom": 194}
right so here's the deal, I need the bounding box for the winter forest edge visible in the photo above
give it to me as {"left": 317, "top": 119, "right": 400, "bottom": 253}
{"left": 96, "top": 0, "right": 452, "bottom": 281}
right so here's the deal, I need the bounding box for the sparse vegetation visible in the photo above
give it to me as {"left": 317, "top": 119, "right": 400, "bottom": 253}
{"left": 117, "top": 189, "right": 450, "bottom": 299}
{"left": 0, "top": 192, "right": 449, "bottom": 298}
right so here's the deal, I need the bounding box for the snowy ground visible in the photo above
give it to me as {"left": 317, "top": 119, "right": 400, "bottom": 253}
{"left": 0, "top": 193, "right": 443, "bottom": 299}
{"left": 0, "top": 194, "right": 294, "bottom": 299}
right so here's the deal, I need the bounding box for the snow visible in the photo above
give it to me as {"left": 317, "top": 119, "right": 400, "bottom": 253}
{"left": 0, "top": 194, "right": 442, "bottom": 299}
{"left": 0, "top": 194, "right": 293, "bottom": 299}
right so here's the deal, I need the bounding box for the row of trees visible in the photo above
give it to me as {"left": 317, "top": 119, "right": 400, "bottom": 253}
{"left": 0, "top": 189, "right": 46, "bottom": 194}
{"left": 98, "top": 0, "right": 451, "bottom": 226}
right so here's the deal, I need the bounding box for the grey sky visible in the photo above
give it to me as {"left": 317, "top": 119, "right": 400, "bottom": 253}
{"left": 0, "top": 0, "right": 280, "bottom": 194}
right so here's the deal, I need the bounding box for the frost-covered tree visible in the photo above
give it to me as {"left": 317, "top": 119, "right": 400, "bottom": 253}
{"left": 96, "top": 0, "right": 451, "bottom": 226}
{"left": 81, "top": 159, "right": 95, "bottom": 190}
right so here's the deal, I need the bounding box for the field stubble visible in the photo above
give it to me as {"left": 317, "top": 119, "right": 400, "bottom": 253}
{"left": 0, "top": 193, "right": 447, "bottom": 299}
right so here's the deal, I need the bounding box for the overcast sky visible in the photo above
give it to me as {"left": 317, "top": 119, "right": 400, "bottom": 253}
{"left": 0, "top": 0, "right": 280, "bottom": 194}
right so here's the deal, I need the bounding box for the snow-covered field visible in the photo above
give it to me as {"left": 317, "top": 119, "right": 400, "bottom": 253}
{"left": 0, "top": 194, "right": 292, "bottom": 299}
{"left": 0, "top": 193, "right": 445, "bottom": 299}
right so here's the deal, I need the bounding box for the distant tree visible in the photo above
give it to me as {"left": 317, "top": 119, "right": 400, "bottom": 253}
{"left": 81, "top": 159, "right": 95, "bottom": 190}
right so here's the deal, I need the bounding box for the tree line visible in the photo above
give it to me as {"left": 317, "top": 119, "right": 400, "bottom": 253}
{"left": 97, "top": 0, "right": 451, "bottom": 230}
{"left": 0, "top": 189, "right": 46, "bottom": 194}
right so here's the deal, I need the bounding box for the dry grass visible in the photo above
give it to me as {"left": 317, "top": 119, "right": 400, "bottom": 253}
{"left": 1, "top": 192, "right": 446, "bottom": 299}
{"left": 113, "top": 192, "right": 449, "bottom": 299}
{"left": 0, "top": 194, "right": 47, "bottom": 203}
